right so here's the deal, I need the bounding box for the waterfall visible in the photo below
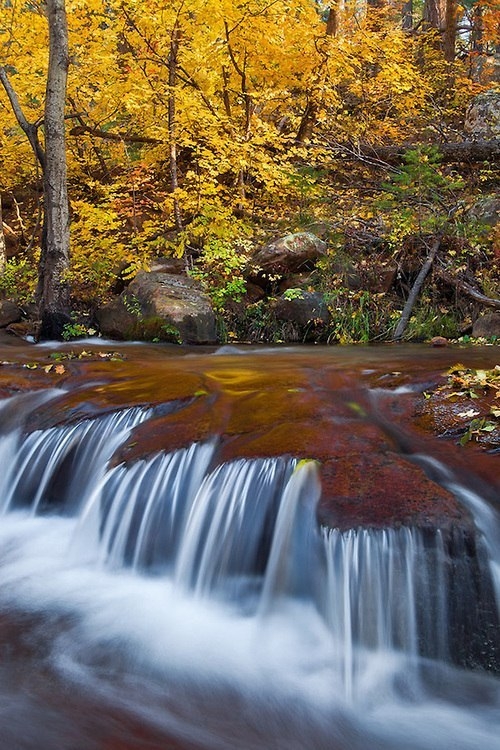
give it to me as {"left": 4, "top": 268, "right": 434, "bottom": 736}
{"left": 0, "top": 395, "right": 151, "bottom": 516}
{"left": 0, "top": 392, "right": 499, "bottom": 749}
{"left": 0, "top": 399, "right": 495, "bottom": 667}
{"left": 321, "top": 526, "right": 450, "bottom": 700}
{"left": 413, "top": 454, "right": 500, "bottom": 615}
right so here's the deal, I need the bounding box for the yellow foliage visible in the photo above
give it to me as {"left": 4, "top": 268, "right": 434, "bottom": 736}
{"left": 1, "top": 0, "right": 493, "bottom": 306}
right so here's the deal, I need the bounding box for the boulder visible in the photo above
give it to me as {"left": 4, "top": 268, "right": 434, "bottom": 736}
{"left": 0, "top": 300, "right": 21, "bottom": 328}
{"left": 278, "top": 273, "right": 314, "bottom": 294}
{"left": 97, "top": 272, "right": 218, "bottom": 344}
{"left": 468, "top": 194, "right": 500, "bottom": 227}
{"left": 464, "top": 90, "right": 500, "bottom": 140}
{"left": 149, "top": 257, "right": 187, "bottom": 274}
{"left": 245, "top": 232, "right": 326, "bottom": 285}
{"left": 472, "top": 312, "right": 500, "bottom": 339}
{"left": 95, "top": 296, "right": 137, "bottom": 340}
{"left": 273, "top": 291, "right": 330, "bottom": 328}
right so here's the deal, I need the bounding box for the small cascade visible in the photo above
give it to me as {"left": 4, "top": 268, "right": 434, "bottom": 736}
{"left": 0, "top": 402, "right": 152, "bottom": 515}
{"left": 0, "top": 382, "right": 499, "bottom": 749}
{"left": 0, "top": 396, "right": 496, "bottom": 672}
{"left": 259, "top": 460, "right": 322, "bottom": 614}
{"left": 74, "top": 445, "right": 303, "bottom": 603}
{"left": 414, "top": 454, "right": 500, "bottom": 615}
{"left": 75, "top": 442, "right": 216, "bottom": 571}
{"left": 173, "top": 455, "right": 296, "bottom": 598}
{"left": 321, "top": 526, "right": 449, "bottom": 700}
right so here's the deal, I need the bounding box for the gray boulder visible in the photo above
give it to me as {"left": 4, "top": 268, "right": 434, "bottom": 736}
{"left": 468, "top": 194, "right": 500, "bottom": 227}
{"left": 97, "top": 272, "right": 218, "bottom": 344}
{"left": 246, "top": 232, "right": 326, "bottom": 282}
{"left": 273, "top": 291, "right": 330, "bottom": 336}
{"left": 95, "top": 296, "right": 137, "bottom": 340}
{"left": 464, "top": 90, "right": 500, "bottom": 140}
{"left": 0, "top": 300, "right": 21, "bottom": 328}
{"left": 472, "top": 312, "right": 500, "bottom": 339}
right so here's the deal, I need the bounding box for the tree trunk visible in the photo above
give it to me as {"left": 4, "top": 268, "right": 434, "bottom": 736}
{"left": 436, "top": 270, "right": 500, "bottom": 310}
{"left": 296, "top": 11, "right": 336, "bottom": 145}
{"left": 36, "top": 0, "right": 71, "bottom": 339}
{"left": 423, "top": 0, "right": 446, "bottom": 30}
{"left": 470, "top": 4, "right": 485, "bottom": 82}
{"left": 0, "top": 196, "right": 6, "bottom": 275}
{"left": 393, "top": 239, "right": 440, "bottom": 341}
{"left": 334, "top": 139, "right": 500, "bottom": 165}
{"left": 402, "top": 0, "right": 413, "bottom": 30}
{"left": 442, "top": 0, "right": 456, "bottom": 62}
{"left": 326, "top": 1, "right": 343, "bottom": 37}
{"left": 168, "top": 19, "right": 183, "bottom": 234}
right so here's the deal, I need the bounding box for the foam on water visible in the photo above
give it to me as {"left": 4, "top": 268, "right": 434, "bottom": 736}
{"left": 0, "top": 396, "right": 499, "bottom": 749}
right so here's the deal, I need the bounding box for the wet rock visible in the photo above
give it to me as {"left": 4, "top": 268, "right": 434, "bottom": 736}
{"left": 318, "top": 453, "right": 469, "bottom": 532}
{"left": 97, "top": 272, "right": 218, "bottom": 344}
{"left": 430, "top": 336, "right": 448, "bottom": 347}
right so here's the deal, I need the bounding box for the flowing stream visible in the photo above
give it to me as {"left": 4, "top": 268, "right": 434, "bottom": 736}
{"left": 0, "top": 340, "right": 499, "bottom": 749}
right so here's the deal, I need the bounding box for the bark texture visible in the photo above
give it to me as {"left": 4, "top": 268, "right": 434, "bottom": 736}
{"left": 393, "top": 239, "right": 440, "bottom": 341}
{"left": 0, "top": 196, "right": 6, "bottom": 274}
{"left": 36, "top": 0, "right": 71, "bottom": 338}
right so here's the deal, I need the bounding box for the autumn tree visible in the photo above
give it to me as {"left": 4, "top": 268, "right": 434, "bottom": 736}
{"left": 0, "top": 0, "right": 70, "bottom": 337}
{"left": 0, "top": 0, "right": 496, "bottom": 332}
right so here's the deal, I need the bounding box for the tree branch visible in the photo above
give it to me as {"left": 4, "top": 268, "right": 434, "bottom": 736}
{"left": 0, "top": 66, "right": 46, "bottom": 170}
{"left": 436, "top": 269, "right": 500, "bottom": 310}
{"left": 393, "top": 238, "right": 441, "bottom": 341}
{"left": 68, "top": 122, "right": 161, "bottom": 144}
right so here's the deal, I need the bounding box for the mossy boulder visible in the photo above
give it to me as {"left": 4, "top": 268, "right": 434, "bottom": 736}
{"left": 96, "top": 272, "right": 218, "bottom": 344}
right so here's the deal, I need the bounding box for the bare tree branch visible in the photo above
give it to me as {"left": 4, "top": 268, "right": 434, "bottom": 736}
{"left": 0, "top": 66, "right": 46, "bottom": 170}
{"left": 437, "top": 269, "right": 500, "bottom": 310}
{"left": 393, "top": 238, "right": 441, "bottom": 341}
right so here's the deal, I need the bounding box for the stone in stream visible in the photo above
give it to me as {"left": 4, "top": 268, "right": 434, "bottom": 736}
{"left": 96, "top": 271, "right": 218, "bottom": 344}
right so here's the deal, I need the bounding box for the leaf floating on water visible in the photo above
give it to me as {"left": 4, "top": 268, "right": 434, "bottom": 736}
{"left": 457, "top": 409, "right": 479, "bottom": 418}
{"left": 347, "top": 401, "right": 367, "bottom": 418}
{"left": 294, "top": 458, "right": 320, "bottom": 472}
{"left": 54, "top": 364, "right": 66, "bottom": 375}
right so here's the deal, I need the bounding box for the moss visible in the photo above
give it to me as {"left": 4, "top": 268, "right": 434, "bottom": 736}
{"left": 125, "top": 317, "right": 182, "bottom": 344}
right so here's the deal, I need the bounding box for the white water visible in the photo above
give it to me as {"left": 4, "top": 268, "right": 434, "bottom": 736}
{"left": 0, "top": 395, "right": 499, "bottom": 749}
{"left": 413, "top": 454, "right": 500, "bottom": 614}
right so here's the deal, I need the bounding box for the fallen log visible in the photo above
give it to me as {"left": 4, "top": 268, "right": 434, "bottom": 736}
{"left": 392, "top": 238, "right": 440, "bottom": 341}
{"left": 327, "top": 139, "right": 500, "bottom": 167}
{"left": 436, "top": 269, "right": 500, "bottom": 310}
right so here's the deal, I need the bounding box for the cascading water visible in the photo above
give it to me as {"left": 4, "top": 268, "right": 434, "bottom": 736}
{"left": 0, "top": 392, "right": 151, "bottom": 516}
{"left": 0, "top": 355, "right": 499, "bottom": 750}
